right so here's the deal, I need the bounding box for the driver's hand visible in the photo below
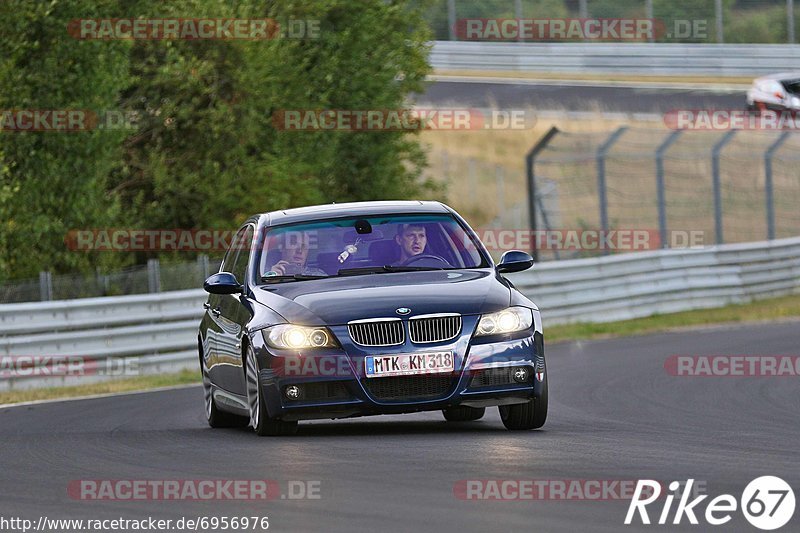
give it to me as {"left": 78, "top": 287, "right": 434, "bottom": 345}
{"left": 271, "top": 260, "right": 290, "bottom": 275}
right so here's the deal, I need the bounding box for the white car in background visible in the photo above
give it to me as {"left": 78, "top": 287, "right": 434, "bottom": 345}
{"left": 746, "top": 72, "right": 800, "bottom": 112}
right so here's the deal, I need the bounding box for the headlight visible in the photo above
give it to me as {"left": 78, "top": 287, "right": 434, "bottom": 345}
{"left": 475, "top": 306, "right": 533, "bottom": 336}
{"left": 264, "top": 324, "right": 337, "bottom": 349}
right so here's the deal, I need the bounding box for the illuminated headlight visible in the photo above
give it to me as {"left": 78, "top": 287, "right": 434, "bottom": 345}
{"left": 475, "top": 307, "right": 533, "bottom": 336}
{"left": 264, "top": 325, "right": 337, "bottom": 349}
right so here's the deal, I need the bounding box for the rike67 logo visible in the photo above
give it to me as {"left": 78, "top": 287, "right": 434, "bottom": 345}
{"left": 626, "top": 477, "right": 795, "bottom": 530}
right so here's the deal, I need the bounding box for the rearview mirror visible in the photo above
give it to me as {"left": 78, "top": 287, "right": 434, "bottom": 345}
{"left": 496, "top": 250, "right": 534, "bottom": 274}
{"left": 203, "top": 272, "right": 243, "bottom": 294}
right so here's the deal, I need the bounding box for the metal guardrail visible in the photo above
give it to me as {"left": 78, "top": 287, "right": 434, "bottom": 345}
{"left": 1, "top": 236, "right": 799, "bottom": 390}
{"left": 0, "top": 290, "right": 206, "bottom": 391}
{"left": 430, "top": 41, "right": 800, "bottom": 76}
{"left": 508, "top": 236, "right": 800, "bottom": 324}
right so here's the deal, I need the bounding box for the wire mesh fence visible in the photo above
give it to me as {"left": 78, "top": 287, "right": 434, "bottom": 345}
{"left": 427, "top": 127, "right": 800, "bottom": 261}
{"left": 0, "top": 257, "right": 222, "bottom": 304}
{"left": 422, "top": 0, "right": 800, "bottom": 44}
{"left": 4, "top": 127, "right": 799, "bottom": 302}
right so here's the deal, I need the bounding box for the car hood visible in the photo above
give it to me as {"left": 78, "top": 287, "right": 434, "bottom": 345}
{"left": 252, "top": 269, "right": 511, "bottom": 325}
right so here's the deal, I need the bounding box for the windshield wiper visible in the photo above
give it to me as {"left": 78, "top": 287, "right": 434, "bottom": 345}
{"left": 336, "top": 265, "right": 443, "bottom": 276}
{"left": 260, "top": 274, "right": 329, "bottom": 283}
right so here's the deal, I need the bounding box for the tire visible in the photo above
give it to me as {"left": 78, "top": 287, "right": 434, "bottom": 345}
{"left": 442, "top": 406, "right": 485, "bottom": 422}
{"left": 245, "top": 345, "right": 298, "bottom": 436}
{"left": 498, "top": 376, "right": 547, "bottom": 431}
{"left": 203, "top": 368, "right": 247, "bottom": 428}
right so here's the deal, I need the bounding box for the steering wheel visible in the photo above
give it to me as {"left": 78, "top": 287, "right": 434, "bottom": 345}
{"left": 400, "top": 254, "right": 451, "bottom": 268}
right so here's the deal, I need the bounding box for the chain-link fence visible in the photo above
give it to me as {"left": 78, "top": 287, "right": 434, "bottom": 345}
{"left": 421, "top": 0, "right": 800, "bottom": 44}
{"left": 6, "top": 128, "right": 799, "bottom": 301}
{"left": 428, "top": 127, "right": 800, "bottom": 261}
{"left": 0, "top": 256, "right": 222, "bottom": 304}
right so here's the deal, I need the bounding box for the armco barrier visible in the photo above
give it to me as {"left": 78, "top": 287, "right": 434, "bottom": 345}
{"left": 0, "top": 289, "right": 206, "bottom": 391}
{"left": 1, "top": 237, "right": 799, "bottom": 390}
{"left": 508, "top": 236, "right": 800, "bottom": 324}
{"left": 429, "top": 41, "right": 800, "bottom": 76}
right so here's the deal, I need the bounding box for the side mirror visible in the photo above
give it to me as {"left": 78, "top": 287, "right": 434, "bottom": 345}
{"left": 496, "top": 250, "right": 534, "bottom": 274}
{"left": 204, "top": 272, "right": 243, "bottom": 294}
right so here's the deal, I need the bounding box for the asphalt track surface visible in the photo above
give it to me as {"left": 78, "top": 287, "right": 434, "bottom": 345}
{"left": 1, "top": 321, "right": 798, "bottom": 532}
{"left": 418, "top": 81, "right": 745, "bottom": 114}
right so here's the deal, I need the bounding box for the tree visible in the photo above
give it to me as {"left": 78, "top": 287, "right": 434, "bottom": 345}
{"left": 1, "top": 0, "right": 437, "bottom": 279}
{"left": 0, "top": 0, "right": 131, "bottom": 280}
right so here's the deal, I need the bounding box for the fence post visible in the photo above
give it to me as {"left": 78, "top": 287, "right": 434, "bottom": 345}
{"left": 596, "top": 127, "right": 628, "bottom": 254}
{"left": 496, "top": 166, "right": 506, "bottom": 217}
{"left": 447, "top": 0, "right": 456, "bottom": 41}
{"left": 578, "top": 0, "right": 588, "bottom": 18}
{"left": 764, "top": 132, "right": 791, "bottom": 240}
{"left": 96, "top": 267, "right": 110, "bottom": 295}
{"left": 715, "top": 0, "right": 724, "bottom": 43}
{"left": 39, "top": 271, "right": 52, "bottom": 301}
{"left": 468, "top": 158, "right": 477, "bottom": 205}
{"left": 655, "top": 130, "right": 683, "bottom": 248}
{"left": 711, "top": 131, "right": 736, "bottom": 245}
{"left": 789, "top": 0, "right": 796, "bottom": 44}
{"left": 645, "top": 0, "right": 654, "bottom": 43}
{"left": 198, "top": 254, "right": 210, "bottom": 281}
{"left": 579, "top": 0, "right": 589, "bottom": 42}
{"left": 147, "top": 259, "right": 161, "bottom": 293}
{"left": 526, "top": 126, "right": 559, "bottom": 262}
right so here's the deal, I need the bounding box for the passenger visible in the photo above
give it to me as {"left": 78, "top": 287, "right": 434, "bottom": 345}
{"left": 266, "top": 231, "right": 327, "bottom": 276}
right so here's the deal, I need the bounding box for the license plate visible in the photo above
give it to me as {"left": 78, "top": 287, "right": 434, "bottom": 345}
{"left": 365, "top": 352, "right": 454, "bottom": 378}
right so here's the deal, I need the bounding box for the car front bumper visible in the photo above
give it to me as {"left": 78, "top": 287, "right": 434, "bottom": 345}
{"left": 254, "top": 329, "right": 546, "bottom": 422}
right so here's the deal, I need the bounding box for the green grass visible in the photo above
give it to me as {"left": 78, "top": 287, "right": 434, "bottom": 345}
{"left": 1, "top": 294, "right": 798, "bottom": 406}
{"left": 0, "top": 369, "right": 200, "bottom": 406}
{"left": 546, "top": 293, "right": 800, "bottom": 343}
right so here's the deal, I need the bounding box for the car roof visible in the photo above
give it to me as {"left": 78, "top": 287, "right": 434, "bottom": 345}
{"left": 260, "top": 200, "right": 451, "bottom": 226}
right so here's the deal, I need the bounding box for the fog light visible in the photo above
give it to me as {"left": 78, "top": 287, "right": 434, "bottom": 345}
{"left": 512, "top": 367, "right": 530, "bottom": 383}
{"left": 284, "top": 385, "right": 302, "bottom": 400}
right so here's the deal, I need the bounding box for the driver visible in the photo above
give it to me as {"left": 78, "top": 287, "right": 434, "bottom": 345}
{"left": 395, "top": 224, "right": 427, "bottom": 263}
{"left": 266, "top": 231, "right": 327, "bottom": 277}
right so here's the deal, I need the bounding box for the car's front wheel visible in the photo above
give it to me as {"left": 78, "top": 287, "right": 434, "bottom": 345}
{"left": 499, "top": 377, "right": 547, "bottom": 431}
{"left": 442, "top": 406, "right": 485, "bottom": 422}
{"left": 245, "top": 345, "right": 298, "bottom": 436}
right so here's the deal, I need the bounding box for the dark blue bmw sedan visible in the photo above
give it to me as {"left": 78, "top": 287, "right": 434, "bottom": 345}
{"left": 198, "top": 201, "right": 547, "bottom": 436}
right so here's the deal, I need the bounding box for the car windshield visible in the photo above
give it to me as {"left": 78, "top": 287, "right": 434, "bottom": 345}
{"left": 782, "top": 79, "right": 800, "bottom": 95}
{"left": 256, "top": 213, "right": 487, "bottom": 281}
